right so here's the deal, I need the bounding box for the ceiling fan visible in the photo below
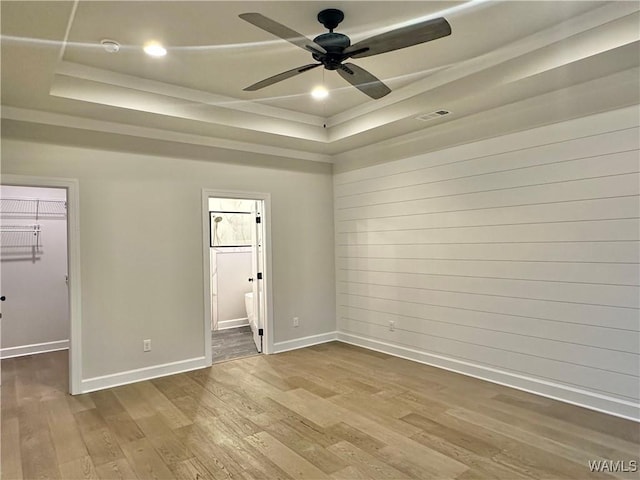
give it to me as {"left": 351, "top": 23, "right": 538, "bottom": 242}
{"left": 239, "top": 9, "right": 452, "bottom": 100}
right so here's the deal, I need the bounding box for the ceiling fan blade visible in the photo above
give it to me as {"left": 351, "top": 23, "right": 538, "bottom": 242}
{"left": 344, "top": 17, "right": 451, "bottom": 58}
{"left": 244, "top": 63, "right": 322, "bottom": 91}
{"left": 239, "top": 13, "right": 326, "bottom": 55}
{"left": 337, "top": 63, "right": 391, "bottom": 99}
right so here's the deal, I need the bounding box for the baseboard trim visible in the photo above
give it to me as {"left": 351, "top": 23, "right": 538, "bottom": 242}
{"left": 337, "top": 332, "right": 640, "bottom": 422}
{"left": 217, "top": 317, "right": 249, "bottom": 330}
{"left": 80, "top": 356, "right": 209, "bottom": 394}
{"left": 273, "top": 331, "right": 337, "bottom": 354}
{"left": 1, "top": 340, "right": 69, "bottom": 359}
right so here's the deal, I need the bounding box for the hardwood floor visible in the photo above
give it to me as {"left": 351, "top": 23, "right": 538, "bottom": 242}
{"left": 1, "top": 342, "right": 638, "bottom": 479}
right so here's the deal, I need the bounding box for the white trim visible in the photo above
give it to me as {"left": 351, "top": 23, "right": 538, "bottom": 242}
{"left": 80, "top": 356, "right": 208, "bottom": 394}
{"left": 2, "top": 107, "right": 332, "bottom": 164}
{"left": 202, "top": 191, "right": 213, "bottom": 366}
{"left": 0, "top": 340, "right": 69, "bottom": 359}
{"left": 202, "top": 189, "right": 274, "bottom": 363}
{"left": 1, "top": 175, "right": 82, "bottom": 395}
{"left": 217, "top": 318, "right": 250, "bottom": 330}
{"left": 336, "top": 332, "right": 640, "bottom": 422}
{"left": 57, "top": 61, "right": 324, "bottom": 127}
{"left": 273, "top": 331, "right": 338, "bottom": 354}
{"left": 327, "top": 2, "right": 639, "bottom": 128}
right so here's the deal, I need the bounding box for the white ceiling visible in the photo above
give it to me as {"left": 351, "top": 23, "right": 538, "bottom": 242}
{"left": 1, "top": 1, "right": 639, "bottom": 166}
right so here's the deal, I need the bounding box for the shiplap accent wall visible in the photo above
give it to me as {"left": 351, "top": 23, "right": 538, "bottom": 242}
{"left": 334, "top": 106, "right": 640, "bottom": 420}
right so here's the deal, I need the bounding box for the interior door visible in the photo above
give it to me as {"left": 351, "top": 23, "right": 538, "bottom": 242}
{"left": 250, "top": 202, "right": 263, "bottom": 353}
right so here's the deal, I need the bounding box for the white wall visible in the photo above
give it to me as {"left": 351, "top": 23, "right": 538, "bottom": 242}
{"left": 0, "top": 185, "right": 69, "bottom": 357}
{"left": 0, "top": 138, "right": 335, "bottom": 387}
{"left": 334, "top": 106, "right": 640, "bottom": 420}
{"left": 213, "top": 249, "right": 252, "bottom": 326}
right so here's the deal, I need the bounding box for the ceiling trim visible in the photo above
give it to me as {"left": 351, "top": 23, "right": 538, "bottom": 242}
{"left": 326, "top": 1, "right": 640, "bottom": 128}
{"left": 1, "top": 106, "right": 333, "bottom": 164}
{"left": 42, "top": 2, "right": 639, "bottom": 152}
{"left": 50, "top": 73, "right": 328, "bottom": 143}
{"left": 55, "top": 61, "right": 324, "bottom": 127}
{"left": 332, "top": 67, "right": 640, "bottom": 171}
{"left": 3, "top": 1, "right": 638, "bottom": 166}
{"left": 324, "top": 8, "right": 640, "bottom": 143}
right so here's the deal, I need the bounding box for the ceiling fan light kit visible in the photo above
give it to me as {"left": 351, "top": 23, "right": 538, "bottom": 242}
{"left": 240, "top": 9, "right": 451, "bottom": 100}
{"left": 311, "top": 85, "right": 329, "bottom": 99}
{"left": 143, "top": 42, "right": 167, "bottom": 57}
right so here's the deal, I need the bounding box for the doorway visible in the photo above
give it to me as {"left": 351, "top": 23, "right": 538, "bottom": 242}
{"left": 0, "top": 176, "right": 81, "bottom": 394}
{"left": 202, "top": 191, "right": 271, "bottom": 364}
{"left": 1, "top": 185, "right": 69, "bottom": 358}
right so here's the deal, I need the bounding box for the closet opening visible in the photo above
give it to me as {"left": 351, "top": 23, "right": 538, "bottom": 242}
{"left": 0, "top": 185, "right": 70, "bottom": 387}
{"left": 203, "top": 193, "right": 270, "bottom": 364}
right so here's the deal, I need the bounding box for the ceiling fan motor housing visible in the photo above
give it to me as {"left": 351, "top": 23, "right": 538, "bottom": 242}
{"left": 313, "top": 10, "right": 350, "bottom": 70}
{"left": 313, "top": 32, "right": 351, "bottom": 69}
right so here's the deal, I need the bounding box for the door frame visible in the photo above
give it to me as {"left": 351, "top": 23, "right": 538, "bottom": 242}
{"left": 201, "top": 189, "right": 273, "bottom": 365}
{"left": 1, "top": 175, "right": 82, "bottom": 394}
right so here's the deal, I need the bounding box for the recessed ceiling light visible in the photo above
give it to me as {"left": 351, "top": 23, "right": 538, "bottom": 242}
{"left": 143, "top": 42, "right": 167, "bottom": 57}
{"left": 311, "top": 86, "right": 328, "bottom": 100}
{"left": 100, "top": 39, "right": 120, "bottom": 53}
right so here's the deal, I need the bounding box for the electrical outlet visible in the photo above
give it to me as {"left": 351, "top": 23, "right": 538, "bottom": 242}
{"left": 143, "top": 339, "right": 151, "bottom": 352}
{"left": 293, "top": 317, "right": 299, "bottom": 327}
{"left": 389, "top": 320, "right": 395, "bottom": 332}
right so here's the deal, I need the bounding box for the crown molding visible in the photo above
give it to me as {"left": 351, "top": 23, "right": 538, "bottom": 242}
{"left": 56, "top": 61, "right": 325, "bottom": 127}
{"left": 0, "top": 106, "right": 333, "bottom": 163}
{"left": 332, "top": 68, "right": 640, "bottom": 172}
{"left": 326, "top": 1, "right": 640, "bottom": 129}
{"left": 50, "top": 73, "right": 328, "bottom": 143}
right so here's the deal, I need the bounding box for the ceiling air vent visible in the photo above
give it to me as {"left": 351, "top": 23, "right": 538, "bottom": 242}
{"left": 415, "top": 110, "right": 451, "bottom": 122}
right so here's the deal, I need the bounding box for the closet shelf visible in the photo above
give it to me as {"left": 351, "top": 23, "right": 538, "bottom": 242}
{"left": 0, "top": 197, "right": 67, "bottom": 219}
{"left": 0, "top": 225, "right": 41, "bottom": 233}
{"left": 0, "top": 224, "right": 41, "bottom": 249}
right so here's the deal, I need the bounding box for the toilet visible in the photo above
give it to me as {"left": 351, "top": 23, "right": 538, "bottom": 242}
{"left": 244, "top": 292, "right": 254, "bottom": 322}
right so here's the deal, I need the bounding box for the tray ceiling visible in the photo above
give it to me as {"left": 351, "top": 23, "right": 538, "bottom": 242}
{"left": 2, "top": 1, "right": 639, "bottom": 164}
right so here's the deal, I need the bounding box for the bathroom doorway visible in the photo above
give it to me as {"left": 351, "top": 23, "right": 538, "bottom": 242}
{"left": 202, "top": 191, "right": 270, "bottom": 364}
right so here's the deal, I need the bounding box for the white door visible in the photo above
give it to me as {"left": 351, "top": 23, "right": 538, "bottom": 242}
{"left": 249, "top": 203, "right": 263, "bottom": 353}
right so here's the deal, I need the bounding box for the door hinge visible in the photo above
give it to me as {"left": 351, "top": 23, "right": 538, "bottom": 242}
{"left": 258, "top": 328, "right": 264, "bottom": 336}
{"left": 257, "top": 272, "right": 262, "bottom": 280}
{"left": 256, "top": 216, "right": 261, "bottom": 224}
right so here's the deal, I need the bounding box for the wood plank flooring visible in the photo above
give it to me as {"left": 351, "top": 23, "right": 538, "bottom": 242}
{"left": 1, "top": 342, "right": 638, "bottom": 479}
